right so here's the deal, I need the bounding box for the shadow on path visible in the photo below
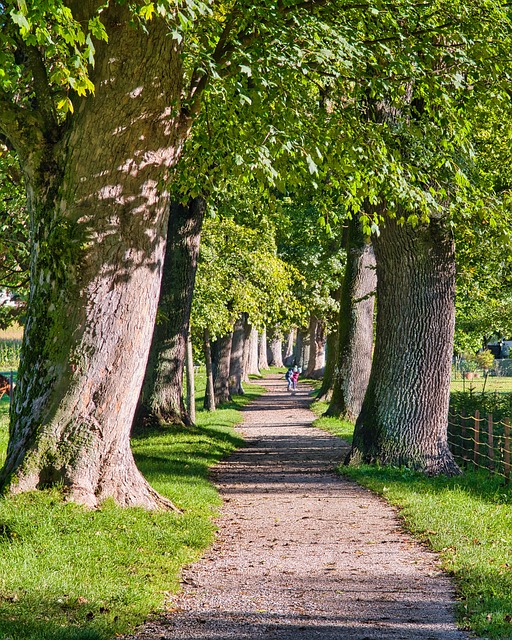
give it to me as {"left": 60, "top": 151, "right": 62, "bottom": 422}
{"left": 125, "top": 375, "right": 470, "bottom": 640}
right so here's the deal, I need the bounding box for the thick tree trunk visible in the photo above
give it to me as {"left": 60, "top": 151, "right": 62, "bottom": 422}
{"left": 294, "top": 330, "right": 304, "bottom": 367}
{"left": 297, "top": 327, "right": 310, "bottom": 370}
{"left": 258, "top": 327, "right": 269, "bottom": 371}
{"left": 283, "top": 329, "right": 295, "bottom": 365}
{"left": 203, "top": 328, "right": 216, "bottom": 411}
{"left": 317, "top": 329, "right": 338, "bottom": 401}
{"left": 244, "top": 326, "right": 260, "bottom": 378}
{"left": 326, "top": 218, "right": 376, "bottom": 420}
{"left": 268, "top": 333, "right": 284, "bottom": 368}
{"left": 136, "top": 198, "right": 205, "bottom": 428}
{"left": 348, "top": 217, "right": 460, "bottom": 475}
{"left": 1, "top": 8, "right": 189, "bottom": 509}
{"left": 185, "top": 332, "right": 196, "bottom": 425}
{"left": 305, "top": 316, "right": 326, "bottom": 379}
{"left": 213, "top": 333, "right": 232, "bottom": 406}
{"left": 230, "top": 315, "right": 247, "bottom": 394}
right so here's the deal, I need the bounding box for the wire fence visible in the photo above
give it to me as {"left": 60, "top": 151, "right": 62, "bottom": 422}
{"left": 448, "top": 410, "right": 511, "bottom": 483}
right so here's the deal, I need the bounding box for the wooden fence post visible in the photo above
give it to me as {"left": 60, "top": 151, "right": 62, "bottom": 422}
{"left": 473, "top": 410, "right": 480, "bottom": 469}
{"left": 488, "top": 414, "right": 494, "bottom": 474}
{"left": 504, "top": 418, "right": 511, "bottom": 485}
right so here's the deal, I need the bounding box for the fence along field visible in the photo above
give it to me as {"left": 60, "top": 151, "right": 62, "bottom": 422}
{"left": 448, "top": 411, "right": 511, "bottom": 483}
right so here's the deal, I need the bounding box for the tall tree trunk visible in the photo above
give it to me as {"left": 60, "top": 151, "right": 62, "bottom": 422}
{"left": 347, "top": 217, "right": 460, "bottom": 475}
{"left": 305, "top": 316, "right": 326, "bottom": 379}
{"left": 185, "top": 331, "right": 196, "bottom": 425}
{"left": 136, "top": 197, "right": 205, "bottom": 428}
{"left": 203, "top": 328, "right": 216, "bottom": 411}
{"left": 294, "top": 330, "right": 303, "bottom": 367}
{"left": 244, "top": 326, "right": 260, "bottom": 378}
{"left": 268, "top": 331, "right": 284, "bottom": 367}
{"left": 297, "top": 326, "right": 311, "bottom": 370}
{"left": 1, "top": 7, "right": 189, "bottom": 509}
{"left": 317, "top": 329, "right": 338, "bottom": 401}
{"left": 213, "top": 333, "right": 232, "bottom": 406}
{"left": 258, "top": 327, "right": 269, "bottom": 370}
{"left": 326, "top": 218, "right": 376, "bottom": 420}
{"left": 283, "top": 329, "right": 296, "bottom": 365}
{"left": 230, "top": 315, "right": 247, "bottom": 394}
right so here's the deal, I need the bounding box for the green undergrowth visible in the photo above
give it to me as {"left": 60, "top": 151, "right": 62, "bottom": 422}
{"left": 0, "top": 383, "right": 263, "bottom": 640}
{"left": 310, "top": 405, "right": 512, "bottom": 640}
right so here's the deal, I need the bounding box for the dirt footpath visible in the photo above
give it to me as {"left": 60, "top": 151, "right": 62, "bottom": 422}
{"left": 127, "top": 375, "right": 471, "bottom": 640}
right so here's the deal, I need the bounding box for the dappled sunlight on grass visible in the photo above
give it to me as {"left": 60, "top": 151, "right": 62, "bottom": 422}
{"left": 0, "top": 384, "right": 260, "bottom": 639}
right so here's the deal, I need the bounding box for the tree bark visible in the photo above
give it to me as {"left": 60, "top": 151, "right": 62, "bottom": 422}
{"left": 297, "top": 327, "right": 310, "bottom": 370}
{"left": 1, "top": 7, "right": 190, "bottom": 509}
{"left": 258, "top": 327, "right": 269, "bottom": 371}
{"left": 213, "top": 333, "right": 232, "bottom": 406}
{"left": 305, "top": 316, "right": 326, "bottom": 379}
{"left": 245, "top": 326, "right": 260, "bottom": 378}
{"left": 317, "top": 328, "right": 338, "bottom": 401}
{"left": 294, "top": 330, "right": 304, "bottom": 367}
{"left": 268, "top": 332, "right": 284, "bottom": 368}
{"left": 230, "top": 315, "right": 248, "bottom": 394}
{"left": 135, "top": 197, "right": 205, "bottom": 429}
{"left": 283, "top": 329, "right": 296, "bottom": 365}
{"left": 347, "top": 217, "right": 460, "bottom": 475}
{"left": 185, "top": 331, "right": 196, "bottom": 425}
{"left": 203, "top": 328, "right": 216, "bottom": 411}
{"left": 326, "top": 218, "right": 376, "bottom": 420}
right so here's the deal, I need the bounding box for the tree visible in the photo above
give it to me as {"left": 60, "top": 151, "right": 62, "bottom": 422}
{"left": 0, "top": 0, "right": 364, "bottom": 506}
{"left": 135, "top": 197, "right": 205, "bottom": 430}
{"left": 347, "top": 217, "right": 459, "bottom": 474}
{"left": 326, "top": 215, "right": 376, "bottom": 420}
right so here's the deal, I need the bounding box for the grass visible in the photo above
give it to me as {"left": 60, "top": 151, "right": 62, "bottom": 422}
{"left": 0, "top": 379, "right": 263, "bottom": 640}
{"left": 310, "top": 400, "right": 512, "bottom": 640}
{"left": 450, "top": 376, "right": 512, "bottom": 394}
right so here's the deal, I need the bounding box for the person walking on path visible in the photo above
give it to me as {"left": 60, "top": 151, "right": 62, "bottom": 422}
{"left": 124, "top": 374, "right": 470, "bottom": 640}
{"left": 290, "top": 365, "right": 300, "bottom": 393}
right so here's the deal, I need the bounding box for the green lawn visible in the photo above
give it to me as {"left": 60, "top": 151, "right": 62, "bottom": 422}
{"left": 310, "top": 400, "right": 512, "bottom": 640}
{"left": 0, "top": 380, "right": 263, "bottom": 640}
{"left": 450, "top": 375, "right": 512, "bottom": 394}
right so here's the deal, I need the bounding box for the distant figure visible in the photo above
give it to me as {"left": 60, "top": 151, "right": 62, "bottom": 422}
{"left": 0, "top": 374, "right": 11, "bottom": 401}
{"left": 291, "top": 366, "right": 301, "bottom": 393}
{"left": 285, "top": 366, "right": 294, "bottom": 391}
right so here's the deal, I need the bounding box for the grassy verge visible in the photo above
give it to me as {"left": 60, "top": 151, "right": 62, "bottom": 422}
{"left": 0, "top": 382, "right": 263, "bottom": 640}
{"left": 310, "top": 402, "right": 512, "bottom": 640}
{"left": 450, "top": 376, "right": 512, "bottom": 394}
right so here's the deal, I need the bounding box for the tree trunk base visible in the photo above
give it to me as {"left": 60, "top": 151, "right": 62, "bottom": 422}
{"left": 344, "top": 444, "right": 462, "bottom": 477}
{"left": 7, "top": 457, "right": 181, "bottom": 511}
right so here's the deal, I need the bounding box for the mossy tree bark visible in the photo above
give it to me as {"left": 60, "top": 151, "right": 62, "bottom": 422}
{"left": 0, "top": 6, "right": 191, "bottom": 509}
{"left": 135, "top": 197, "right": 205, "bottom": 429}
{"left": 347, "top": 217, "right": 460, "bottom": 475}
{"left": 326, "top": 217, "right": 376, "bottom": 420}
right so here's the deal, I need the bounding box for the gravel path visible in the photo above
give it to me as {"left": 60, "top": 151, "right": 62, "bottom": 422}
{"left": 126, "top": 375, "right": 471, "bottom": 640}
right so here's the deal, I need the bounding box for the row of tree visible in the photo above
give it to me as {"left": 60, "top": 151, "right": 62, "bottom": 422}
{"left": 0, "top": 0, "right": 512, "bottom": 509}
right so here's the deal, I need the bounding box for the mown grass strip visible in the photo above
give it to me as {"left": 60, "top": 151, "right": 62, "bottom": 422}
{"left": 0, "top": 380, "right": 263, "bottom": 640}
{"left": 310, "top": 400, "right": 512, "bottom": 640}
